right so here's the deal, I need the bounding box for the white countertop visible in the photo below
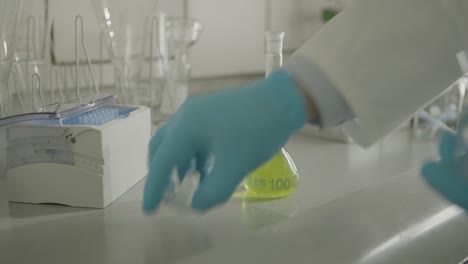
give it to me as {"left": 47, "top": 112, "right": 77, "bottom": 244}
{"left": 0, "top": 130, "right": 467, "bottom": 264}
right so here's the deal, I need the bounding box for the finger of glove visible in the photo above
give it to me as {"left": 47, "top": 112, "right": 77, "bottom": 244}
{"left": 439, "top": 132, "right": 457, "bottom": 163}
{"left": 191, "top": 154, "right": 245, "bottom": 211}
{"left": 421, "top": 161, "right": 468, "bottom": 209}
{"left": 149, "top": 113, "right": 179, "bottom": 158}
{"left": 143, "top": 136, "right": 194, "bottom": 213}
{"left": 177, "top": 158, "right": 196, "bottom": 182}
{"left": 195, "top": 152, "right": 214, "bottom": 181}
{"left": 149, "top": 125, "right": 168, "bottom": 161}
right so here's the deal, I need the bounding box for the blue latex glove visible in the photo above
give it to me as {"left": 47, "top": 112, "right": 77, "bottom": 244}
{"left": 421, "top": 132, "right": 468, "bottom": 211}
{"left": 143, "top": 71, "right": 308, "bottom": 212}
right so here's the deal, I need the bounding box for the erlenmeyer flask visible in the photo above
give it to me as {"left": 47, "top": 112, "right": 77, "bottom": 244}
{"left": 243, "top": 31, "right": 299, "bottom": 199}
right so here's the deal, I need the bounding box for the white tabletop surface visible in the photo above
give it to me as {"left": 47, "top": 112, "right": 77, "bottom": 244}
{"left": 1, "top": 130, "right": 467, "bottom": 264}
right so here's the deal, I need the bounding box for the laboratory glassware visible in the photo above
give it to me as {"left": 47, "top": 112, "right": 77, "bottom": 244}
{"left": 243, "top": 31, "right": 299, "bottom": 199}
{"left": 414, "top": 84, "right": 464, "bottom": 139}
{"left": 10, "top": 13, "right": 104, "bottom": 116}
{"left": 90, "top": 0, "right": 159, "bottom": 60}
{"left": 117, "top": 10, "right": 167, "bottom": 109}
{"left": 161, "top": 17, "right": 203, "bottom": 120}
{"left": 9, "top": 0, "right": 52, "bottom": 115}
{"left": 162, "top": 168, "right": 201, "bottom": 211}
{"left": 1, "top": 8, "right": 150, "bottom": 208}
{"left": 91, "top": 0, "right": 169, "bottom": 124}
{"left": 0, "top": 0, "right": 22, "bottom": 118}
{"left": 0, "top": 0, "right": 22, "bottom": 217}
{"left": 1, "top": 15, "right": 145, "bottom": 206}
{"left": 412, "top": 52, "right": 468, "bottom": 139}
{"left": 1, "top": 34, "right": 119, "bottom": 181}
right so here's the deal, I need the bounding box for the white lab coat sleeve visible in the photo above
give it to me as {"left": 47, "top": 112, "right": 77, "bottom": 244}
{"left": 282, "top": 57, "right": 355, "bottom": 127}
{"left": 283, "top": 0, "right": 468, "bottom": 146}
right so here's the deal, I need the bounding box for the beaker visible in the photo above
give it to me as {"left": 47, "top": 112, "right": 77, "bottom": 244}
{"left": 115, "top": 10, "right": 167, "bottom": 107}
{"left": 90, "top": 0, "right": 159, "bottom": 59}
{"left": 91, "top": 0, "right": 168, "bottom": 123}
{"left": 161, "top": 17, "right": 203, "bottom": 119}
{"left": 243, "top": 31, "right": 299, "bottom": 199}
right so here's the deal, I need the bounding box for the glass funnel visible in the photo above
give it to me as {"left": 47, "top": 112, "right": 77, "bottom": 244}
{"left": 165, "top": 17, "right": 203, "bottom": 54}
{"left": 243, "top": 32, "right": 299, "bottom": 199}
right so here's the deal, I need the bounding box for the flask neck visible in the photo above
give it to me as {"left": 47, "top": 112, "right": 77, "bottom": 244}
{"left": 264, "top": 31, "right": 285, "bottom": 77}
{"left": 265, "top": 53, "right": 282, "bottom": 77}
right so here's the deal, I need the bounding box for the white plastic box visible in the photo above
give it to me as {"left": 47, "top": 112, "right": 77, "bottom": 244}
{"left": 6, "top": 106, "right": 151, "bottom": 208}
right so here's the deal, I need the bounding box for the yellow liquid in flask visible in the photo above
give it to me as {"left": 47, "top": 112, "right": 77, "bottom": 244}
{"left": 241, "top": 31, "right": 298, "bottom": 200}
{"left": 243, "top": 148, "right": 298, "bottom": 199}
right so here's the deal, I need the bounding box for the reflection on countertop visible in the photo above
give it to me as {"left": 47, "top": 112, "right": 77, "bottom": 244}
{"left": 0, "top": 130, "right": 467, "bottom": 264}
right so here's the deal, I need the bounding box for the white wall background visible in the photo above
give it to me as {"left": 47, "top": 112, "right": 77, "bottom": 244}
{"left": 49, "top": 0, "right": 336, "bottom": 80}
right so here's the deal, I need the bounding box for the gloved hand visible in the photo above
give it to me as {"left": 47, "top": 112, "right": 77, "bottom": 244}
{"left": 143, "top": 71, "right": 308, "bottom": 212}
{"left": 421, "top": 132, "right": 468, "bottom": 211}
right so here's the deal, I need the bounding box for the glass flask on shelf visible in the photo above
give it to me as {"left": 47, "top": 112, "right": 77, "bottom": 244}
{"left": 242, "top": 31, "right": 299, "bottom": 199}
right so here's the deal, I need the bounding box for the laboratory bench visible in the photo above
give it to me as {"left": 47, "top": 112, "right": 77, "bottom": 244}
{"left": 0, "top": 129, "right": 467, "bottom": 264}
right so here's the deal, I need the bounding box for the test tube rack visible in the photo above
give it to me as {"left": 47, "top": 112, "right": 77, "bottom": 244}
{"left": 5, "top": 106, "right": 151, "bottom": 208}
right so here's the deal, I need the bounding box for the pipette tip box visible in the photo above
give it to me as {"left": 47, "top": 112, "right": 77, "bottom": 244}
{"left": 5, "top": 105, "right": 151, "bottom": 208}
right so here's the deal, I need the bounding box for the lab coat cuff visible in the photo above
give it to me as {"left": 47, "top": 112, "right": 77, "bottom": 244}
{"left": 281, "top": 56, "right": 355, "bottom": 127}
